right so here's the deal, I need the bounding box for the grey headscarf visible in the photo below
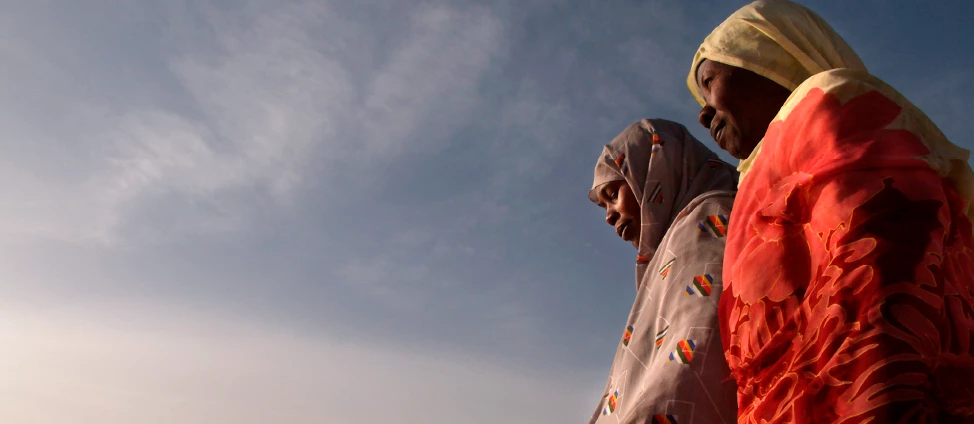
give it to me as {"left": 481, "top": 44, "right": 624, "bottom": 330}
{"left": 586, "top": 119, "right": 740, "bottom": 423}
{"left": 589, "top": 119, "right": 739, "bottom": 285}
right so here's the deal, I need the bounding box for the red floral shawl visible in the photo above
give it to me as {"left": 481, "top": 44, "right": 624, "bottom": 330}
{"left": 723, "top": 69, "right": 974, "bottom": 423}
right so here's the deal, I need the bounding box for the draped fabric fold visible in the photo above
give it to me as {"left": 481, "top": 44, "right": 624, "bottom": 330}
{"left": 686, "top": 1, "right": 974, "bottom": 422}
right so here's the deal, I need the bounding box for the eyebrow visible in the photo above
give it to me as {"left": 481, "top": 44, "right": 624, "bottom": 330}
{"left": 695, "top": 61, "right": 708, "bottom": 87}
{"left": 599, "top": 184, "right": 613, "bottom": 203}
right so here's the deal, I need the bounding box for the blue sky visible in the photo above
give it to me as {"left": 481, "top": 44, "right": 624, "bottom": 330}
{"left": 2, "top": 0, "right": 972, "bottom": 422}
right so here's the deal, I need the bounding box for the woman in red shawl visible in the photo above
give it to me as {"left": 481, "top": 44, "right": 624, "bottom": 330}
{"left": 686, "top": 0, "right": 974, "bottom": 422}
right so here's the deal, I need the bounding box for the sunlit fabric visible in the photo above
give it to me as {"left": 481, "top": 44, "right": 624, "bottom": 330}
{"left": 686, "top": 0, "right": 974, "bottom": 227}
{"left": 587, "top": 119, "right": 739, "bottom": 423}
{"left": 687, "top": 1, "right": 974, "bottom": 422}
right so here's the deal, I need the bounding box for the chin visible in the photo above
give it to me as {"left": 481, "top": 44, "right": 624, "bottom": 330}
{"left": 719, "top": 140, "right": 737, "bottom": 157}
{"left": 728, "top": 145, "right": 748, "bottom": 160}
{"left": 734, "top": 138, "right": 761, "bottom": 159}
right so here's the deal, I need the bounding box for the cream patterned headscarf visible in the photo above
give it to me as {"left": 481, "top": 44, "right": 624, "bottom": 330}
{"left": 686, "top": 0, "right": 865, "bottom": 105}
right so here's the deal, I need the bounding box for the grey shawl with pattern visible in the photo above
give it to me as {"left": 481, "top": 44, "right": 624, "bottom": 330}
{"left": 587, "top": 119, "right": 739, "bottom": 424}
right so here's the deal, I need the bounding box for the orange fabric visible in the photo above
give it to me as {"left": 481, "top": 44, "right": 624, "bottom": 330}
{"left": 722, "top": 74, "right": 974, "bottom": 422}
{"left": 688, "top": 0, "right": 974, "bottom": 229}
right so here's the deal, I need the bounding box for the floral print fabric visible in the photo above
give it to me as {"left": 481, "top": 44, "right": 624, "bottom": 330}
{"left": 722, "top": 70, "right": 974, "bottom": 423}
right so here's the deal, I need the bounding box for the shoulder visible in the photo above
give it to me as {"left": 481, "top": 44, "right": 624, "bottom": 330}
{"left": 673, "top": 190, "right": 735, "bottom": 226}
{"left": 791, "top": 69, "right": 881, "bottom": 100}
{"left": 778, "top": 68, "right": 909, "bottom": 126}
{"left": 661, "top": 190, "right": 734, "bottom": 251}
{"left": 763, "top": 67, "right": 966, "bottom": 182}
{"left": 776, "top": 68, "right": 902, "bottom": 123}
{"left": 647, "top": 191, "right": 731, "bottom": 287}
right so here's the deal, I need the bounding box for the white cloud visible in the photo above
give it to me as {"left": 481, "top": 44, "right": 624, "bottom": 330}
{"left": 0, "top": 300, "right": 597, "bottom": 424}
{"left": 0, "top": 0, "right": 505, "bottom": 247}
{"left": 359, "top": 3, "right": 504, "bottom": 157}
{"left": 165, "top": 1, "right": 354, "bottom": 192}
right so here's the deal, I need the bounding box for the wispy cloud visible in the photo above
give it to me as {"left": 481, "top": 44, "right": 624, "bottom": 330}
{"left": 0, "top": 0, "right": 506, "bottom": 247}
{"left": 359, "top": 3, "right": 504, "bottom": 157}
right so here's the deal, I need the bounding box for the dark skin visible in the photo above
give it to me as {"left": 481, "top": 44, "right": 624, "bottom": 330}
{"left": 596, "top": 180, "right": 641, "bottom": 244}
{"left": 695, "top": 59, "right": 792, "bottom": 159}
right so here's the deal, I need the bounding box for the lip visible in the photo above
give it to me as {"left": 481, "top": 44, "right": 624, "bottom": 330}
{"left": 616, "top": 221, "right": 630, "bottom": 239}
{"left": 710, "top": 121, "right": 725, "bottom": 148}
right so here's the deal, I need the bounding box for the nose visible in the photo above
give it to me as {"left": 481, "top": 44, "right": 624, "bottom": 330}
{"left": 698, "top": 105, "right": 715, "bottom": 129}
{"left": 605, "top": 207, "right": 619, "bottom": 226}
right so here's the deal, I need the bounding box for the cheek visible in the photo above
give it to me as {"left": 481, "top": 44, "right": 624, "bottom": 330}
{"left": 712, "top": 91, "right": 738, "bottom": 121}
{"left": 712, "top": 82, "right": 748, "bottom": 126}
{"left": 622, "top": 194, "right": 641, "bottom": 218}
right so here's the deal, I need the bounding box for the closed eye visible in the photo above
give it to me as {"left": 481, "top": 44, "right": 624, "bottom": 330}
{"left": 599, "top": 184, "right": 617, "bottom": 205}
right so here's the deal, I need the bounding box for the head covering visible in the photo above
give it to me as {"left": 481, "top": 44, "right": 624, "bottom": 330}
{"left": 686, "top": 0, "right": 974, "bottom": 228}
{"left": 686, "top": 0, "right": 866, "bottom": 106}
{"left": 589, "top": 119, "right": 738, "bottom": 280}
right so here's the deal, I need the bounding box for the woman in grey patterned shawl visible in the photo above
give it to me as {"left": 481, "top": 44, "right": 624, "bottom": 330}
{"left": 587, "top": 119, "right": 738, "bottom": 424}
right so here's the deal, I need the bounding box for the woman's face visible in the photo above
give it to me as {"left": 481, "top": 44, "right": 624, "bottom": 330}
{"left": 596, "top": 180, "right": 640, "bottom": 243}
{"left": 695, "top": 59, "right": 791, "bottom": 159}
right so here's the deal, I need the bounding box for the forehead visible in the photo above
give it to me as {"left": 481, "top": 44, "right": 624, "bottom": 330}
{"left": 696, "top": 59, "right": 719, "bottom": 79}
{"left": 593, "top": 179, "right": 626, "bottom": 204}
{"left": 701, "top": 59, "right": 741, "bottom": 78}
{"left": 694, "top": 60, "right": 713, "bottom": 91}
{"left": 602, "top": 179, "right": 626, "bottom": 191}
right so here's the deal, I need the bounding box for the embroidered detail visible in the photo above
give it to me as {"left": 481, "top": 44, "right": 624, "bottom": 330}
{"left": 655, "top": 325, "right": 668, "bottom": 350}
{"left": 658, "top": 258, "right": 675, "bottom": 279}
{"left": 668, "top": 339, "right": 697, "bottom": 364}
{"left": 602, "top": 390, "right": 619, "bottom": 416}
{"left": 650, "top": 183, "right": 664, "bottom": 204}
{"left": 685, "top": 274, "right": 714, "bottom": 296}
{"left": 697, "top": 214, "right": 729, "bottom": 237}
{"left": 652, "top": 415, "right": 677, "bottom": 424}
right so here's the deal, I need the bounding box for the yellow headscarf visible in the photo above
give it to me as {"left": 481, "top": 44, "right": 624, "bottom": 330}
{"left": 686, "top": 0, "right": 974, "bottom": 222}
{"left": 686, "top": 0, "right": 866, "bottom": 105}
